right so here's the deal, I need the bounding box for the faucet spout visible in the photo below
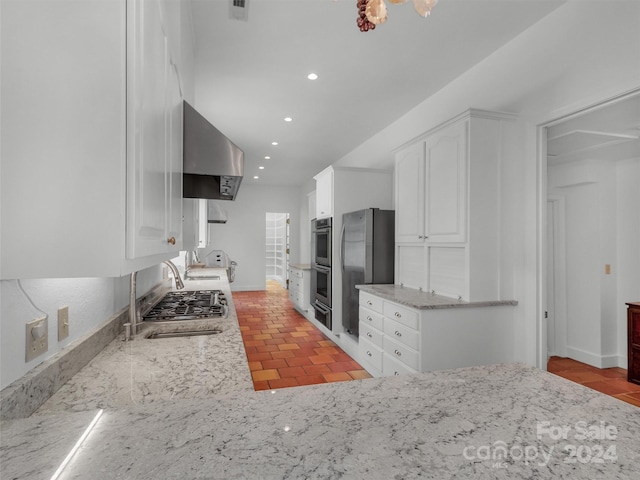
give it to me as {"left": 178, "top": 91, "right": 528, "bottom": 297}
{"left": 163, "top": 260, "right": 185, "bottom": 290}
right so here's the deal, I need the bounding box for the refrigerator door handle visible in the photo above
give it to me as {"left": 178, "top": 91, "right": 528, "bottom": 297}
{"left": 339, "top": 223, "right": 346, "bottom": 273}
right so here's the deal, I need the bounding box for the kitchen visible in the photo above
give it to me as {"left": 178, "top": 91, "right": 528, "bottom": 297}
{"left": 2, "top": 0, "right": 640, "bottom": 478}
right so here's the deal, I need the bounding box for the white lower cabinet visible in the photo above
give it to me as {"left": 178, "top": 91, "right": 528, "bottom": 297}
{"left": 289, "top": 266, "right": 312, "bottom": 319}
{"left": 358, "top": 290, "right": 515, "bottom": 377}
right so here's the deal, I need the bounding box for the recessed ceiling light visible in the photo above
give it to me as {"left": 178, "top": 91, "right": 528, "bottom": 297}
{"left": 253, "top": 176, "right": 259, "bottom": 179}
{"left": 307, "top": 73, "right": 318, "bottom": 80}
{"left": 284, "top": 117, "right": 293, "bottom": 122}
{"left": 264, "top": 156, "right": 271, "bottom": 160}
{"left": 259, "top": 166, "right": 265, "bottom": 170}
{"left": 271, "top": 141, "right": 278, "bottom": 146}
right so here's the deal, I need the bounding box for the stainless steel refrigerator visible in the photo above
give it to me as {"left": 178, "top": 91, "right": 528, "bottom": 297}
{"left": 341, "top": 208, "right": 394, "bottom": 337}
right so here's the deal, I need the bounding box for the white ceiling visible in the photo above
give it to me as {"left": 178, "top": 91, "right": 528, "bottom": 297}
{"left": 189, "top": 0, "right": 566, "bottom": 187}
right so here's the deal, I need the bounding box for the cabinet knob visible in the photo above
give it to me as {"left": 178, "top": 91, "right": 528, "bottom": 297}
{"left": 418, "top": 235, "right": 423, "bottom": 239}
{"left": 395, "top": 312, "right": 402, "bottom": 318}
{"left": 394, "top": 372, "right": 400, "bottom": 376}
{"left": 367, "top": 301, "right": 373, "bottom": 306}
{"left": 366, "top": 332, "right": 372, "bottom": 338}
{"left": 366, "top": 351, "right": 372, "bottom": 357}
{"left": 394, "top": 330, "right": 402, "bottom": 337}
{"left": 167, "top": 237, "right": 176, "bottom": 245}
{"left": 367, "top": 316, "right": 372, "bottom": 322}
{"left": 394, "top": 349, "right": 402, "bottom": 357}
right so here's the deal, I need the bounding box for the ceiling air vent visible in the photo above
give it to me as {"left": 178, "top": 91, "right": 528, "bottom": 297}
{"left": 230, "top": 0, "right": 249, "bottom": 21}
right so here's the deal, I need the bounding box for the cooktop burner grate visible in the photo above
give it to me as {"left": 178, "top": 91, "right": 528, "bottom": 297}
{"left": 143, "top": 290, "right": 228, "bottom": 321}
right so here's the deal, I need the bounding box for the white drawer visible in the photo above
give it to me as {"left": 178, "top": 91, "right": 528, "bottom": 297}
{"left": 359, "top": 337, "right": 383, "bottom": 371}
{"left": 383, "top": 302, "right": 419, "bottom": 330}
{"left": 383, "top": 353, "right": 418, "bottom": 377}
{"left": 359, "top": 306, "right": 384, "bottom": 331}
{"left": 290, "top": 268, "right": 305, "bottom": 279}
{"left": 290, "top": 278, "right": 303, "bottom": 290}
{"left": 383, "top": 317, "right": 419, "bottom": 350}
{"left": 359, "top": 291, "right": 383, "bottom": 313}
{"left": 359, "top": 321, "right": 383, "bottom": 348}
{"left": 384, "top": 336, "right": 419, "bottom": 370}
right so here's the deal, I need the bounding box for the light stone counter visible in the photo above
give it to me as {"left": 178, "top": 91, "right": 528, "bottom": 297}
{"left": 33, "top": 270, "right": 253, "bottom": 416}
{"left": 2, "top": 363, "right": 640, "bottom": 479}
{"left": 357, "top": 284, "right": 518, "bottom": 309}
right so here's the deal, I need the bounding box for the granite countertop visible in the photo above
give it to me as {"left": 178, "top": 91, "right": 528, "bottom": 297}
{"left": 357, "top": 284, "right": 518, "bottom": 310}
{"left": 2, "top": 363, "right": 640, "bottom": 479}
{"left": 289, "top": 263, "right": 312, "bottom": 270}
{"left": 32, "top": 269, "right": 253, "bottom": 416}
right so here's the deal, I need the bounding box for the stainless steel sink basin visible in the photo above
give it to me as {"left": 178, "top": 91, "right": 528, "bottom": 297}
{"left": 145, "top": 328, "right": 223, "bottom": 339}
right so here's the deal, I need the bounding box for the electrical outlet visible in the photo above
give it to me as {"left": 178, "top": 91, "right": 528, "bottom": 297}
{"left": 26, "top": 316, "right": 48, "bottom": 362}
{"left": 58, "top": 306, "right": 69, "bottom": 340}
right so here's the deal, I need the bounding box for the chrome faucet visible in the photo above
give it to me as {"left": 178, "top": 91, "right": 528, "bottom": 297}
{"left": 163, "top": 260, "right": 185, "bottom": 290}
{"left": 128, "top": 260, "right": 185, "bottom": 337}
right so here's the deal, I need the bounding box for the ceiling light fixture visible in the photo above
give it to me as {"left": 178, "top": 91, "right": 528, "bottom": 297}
{"left": 271, "top": 141, "right": 278, "bottom": 146}
{"left": 357, "top": 0, "right": 437, "bottom": 32}
{"left": 253, "top": 175, "right": 259, "bottom": 179}
{"left": 259, "top": 166, "right": 265, "bottom": 170}
{"left": 307, "top": 73, "right": 318, "bottom": 80}
{"left": 264, "top": 156, "right": 271, "bottom": 160}
{"left": 284, "top": 117, "right": 293, "bottom": 122}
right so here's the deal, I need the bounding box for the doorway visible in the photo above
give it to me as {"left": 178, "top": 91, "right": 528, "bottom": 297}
{"left": 540, "top": 89, "right": 640, "bottom": 370}
{"left": 266, "top": 212, "right": 290, "bottom": 288}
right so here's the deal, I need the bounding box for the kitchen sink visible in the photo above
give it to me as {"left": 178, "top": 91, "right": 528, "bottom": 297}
{"left": 145, "top": 328, "right": 223, "bottom": 339}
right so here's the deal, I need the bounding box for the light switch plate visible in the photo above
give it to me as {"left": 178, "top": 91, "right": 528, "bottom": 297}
{"left": 58, "top": 306, "right": 69, "bottom": 340}
{"left": 26, "top": 316, "right": 48, "bottom": 362}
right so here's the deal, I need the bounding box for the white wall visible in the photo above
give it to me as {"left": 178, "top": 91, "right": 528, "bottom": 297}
{"left": 200, "top": 184, "right": 304, "bottom": 291}
{"left": 548, "top": 157, "right": 640, "bottom": 367}
{"left": 331, "top": 0, "right": 640, "bottom": 367}
{"left": 0, "top": 266, "right": 162, "bottom": 389}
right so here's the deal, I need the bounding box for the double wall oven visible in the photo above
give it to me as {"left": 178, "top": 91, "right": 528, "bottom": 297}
{"left": 311, "top": 218, "right": 332, "bottom": 329}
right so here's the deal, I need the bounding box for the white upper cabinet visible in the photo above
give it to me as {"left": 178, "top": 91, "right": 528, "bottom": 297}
{"left": 395, "top": 120, "right": 466, "bottom": 244}
{"left": 0, "top": 0, "right": 191, "bottom": 279}
{"left": 127, "top": 0, "right": 183, "bottom": 258}
{"left": 394, "top": 110, "right": 515, "bottom": 300}
{"left": 314, "top": 167, "right": 334, "bottom": 219}
{"left": 424, "top": 120, "right": 467, "bottom": 243}
{"left": 395, "top": 142, "right": 425, "bottom": 243}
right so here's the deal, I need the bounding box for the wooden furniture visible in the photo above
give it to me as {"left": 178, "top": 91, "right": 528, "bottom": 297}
{"left": 628, "top": 302, "right": 640, "bottom": 385}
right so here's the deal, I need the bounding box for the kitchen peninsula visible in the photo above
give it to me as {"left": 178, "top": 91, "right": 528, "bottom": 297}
{"left": 2, "top": 364, "right": 640, "bottom": 479}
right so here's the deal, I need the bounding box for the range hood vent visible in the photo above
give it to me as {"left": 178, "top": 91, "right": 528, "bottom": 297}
{"left": 183, "top": 101, "right": 244, "bottom": 201}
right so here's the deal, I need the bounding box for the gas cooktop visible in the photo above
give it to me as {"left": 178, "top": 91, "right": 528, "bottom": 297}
{"left": 143, "top": 290, "right": 228, "bottom": 321}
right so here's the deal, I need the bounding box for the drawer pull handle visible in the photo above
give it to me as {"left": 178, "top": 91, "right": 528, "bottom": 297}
{"left": 394, "top": 349, "right": 402, "bottom": 357}
{"left": 395, "top": 312, "right": 401, "bottom": 318}
{"left": 394, "top": 330, "right": 402, "bottom": 337}
{"left": 366, "top": 351, "right": 372, "bottom": 357}
{"left": 366, "top": 332, "right": 372, "bottom": 338}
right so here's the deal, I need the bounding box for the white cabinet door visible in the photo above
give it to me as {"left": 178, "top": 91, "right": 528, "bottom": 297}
{"left": 127, "top": 0, "right": 181, "bottom": 259}
{"left": 424, "top": 119, "right": 467, "bottom": 243}
{"left": 315, "top": 168, "right": 333, "bottom": 219}
{"left": 166, "top": 61, "right": 184, "bottom": 247}
{"left": 395, "top": 142, "right": 425, "bottom": 243}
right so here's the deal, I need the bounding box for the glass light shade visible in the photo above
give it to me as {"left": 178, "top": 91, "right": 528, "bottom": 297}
{"left": 413, "top": 0, "right": 438, "bottom": 17}
{"left": 365, "top": 0, "right": 388, "bottom": 25}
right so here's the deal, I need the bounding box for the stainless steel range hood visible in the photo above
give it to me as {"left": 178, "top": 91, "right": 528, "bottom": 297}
{"left": 183, "top": 101, "right": 243, "bottom": 200}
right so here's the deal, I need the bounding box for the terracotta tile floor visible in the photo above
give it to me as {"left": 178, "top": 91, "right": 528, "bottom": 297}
{"left": 547, "top": 356, "right": 640, "bottom": 408}
{"left": 233, "top": 280, "right": 372, "bottom": 391}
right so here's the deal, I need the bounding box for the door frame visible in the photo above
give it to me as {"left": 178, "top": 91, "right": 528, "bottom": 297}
{"left": 536, "top": 87, "right": 640, "bottom": 370}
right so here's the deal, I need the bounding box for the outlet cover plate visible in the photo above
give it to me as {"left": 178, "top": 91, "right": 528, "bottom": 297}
{"left": 58, "top": 306, "right": 69, "bottom": 340}
{"left": 26, "top": 316, "right": 48, "bottom": 362}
